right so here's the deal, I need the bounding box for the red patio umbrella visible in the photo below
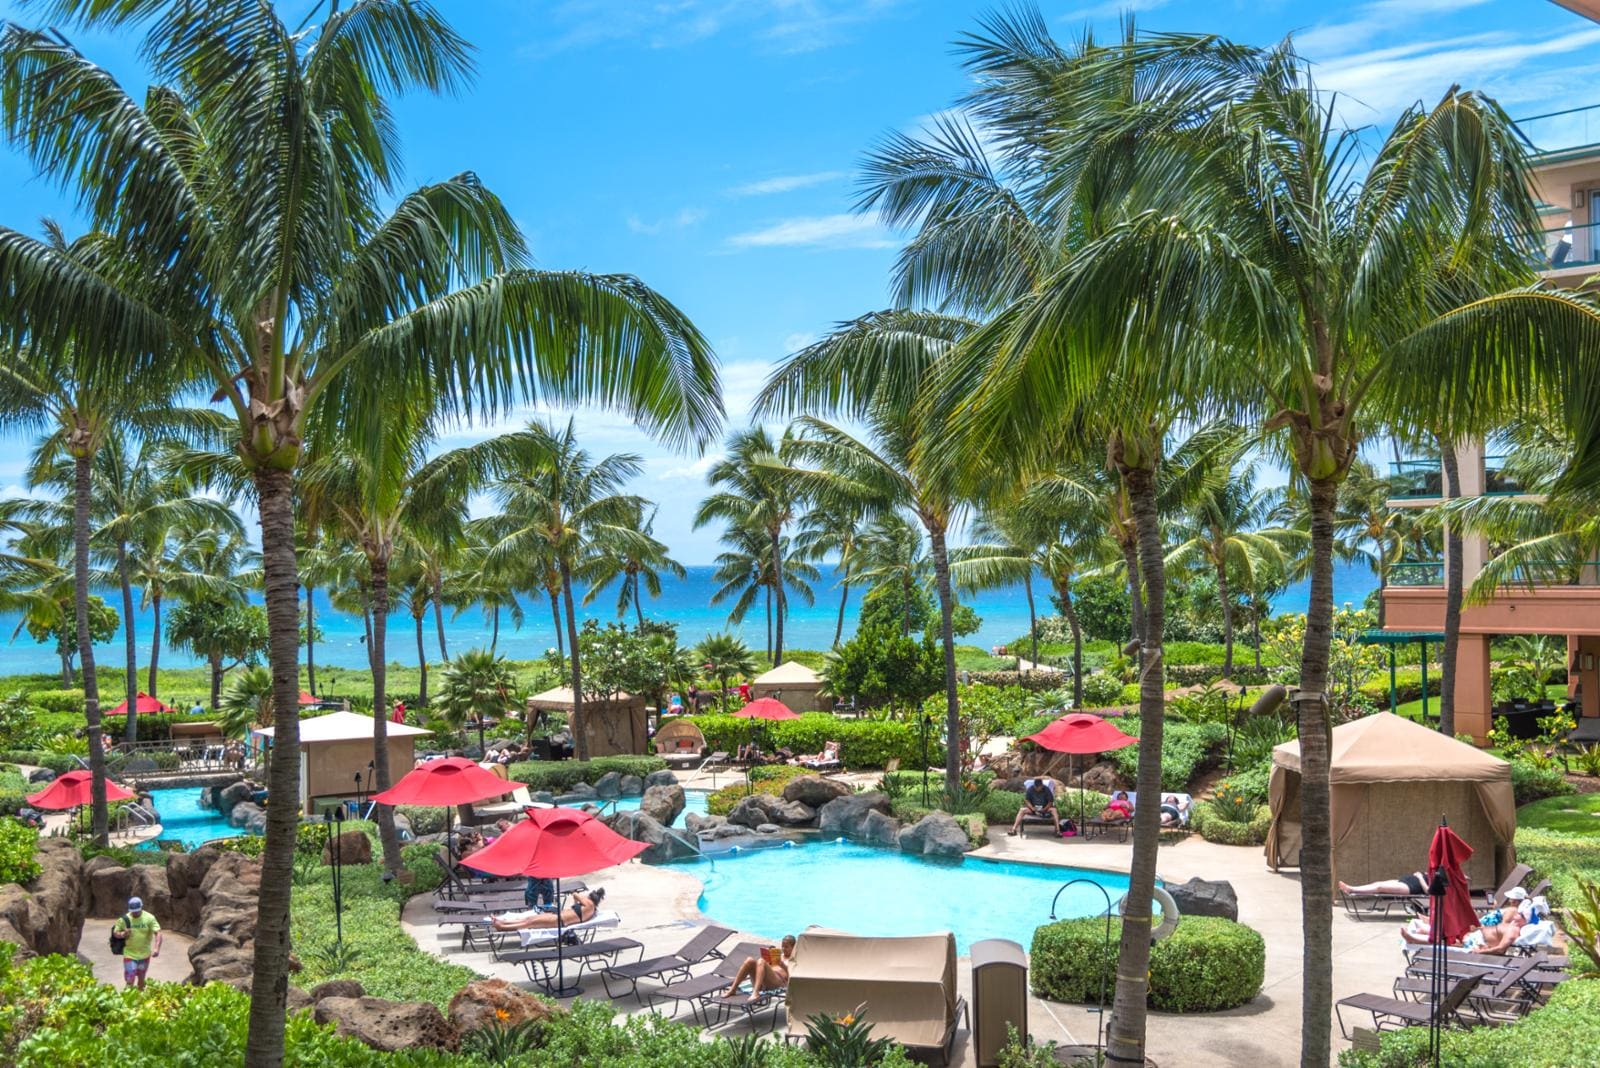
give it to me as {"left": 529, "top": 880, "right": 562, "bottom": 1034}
{"left": 27, "top": 769, "right": 136, "bottom": 810}
{"left": 105, "top": 692, "right": 173, "bottom": 716}
{"left": 298, "top": 690, "right": 320, "bottom": 706}
{"left": 733, "top": 697, "right": 798, "bottom": 720}
{"left": 373, "top": 757, "right": 526, "bottom": 895}
{"left": 462, "top": 807, "right": 646, "bottom": 995}
{"left": 1024, "top": 713, "right": 1138, "bottom": 832}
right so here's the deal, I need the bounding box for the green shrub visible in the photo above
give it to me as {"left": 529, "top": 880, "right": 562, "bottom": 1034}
{"left": 1031, "top": 915, "right": 1264, "bottom": 1011}
{"left": 1222, "top": 761, "right": 1273, "bottom": 804}
{"left": 0, "top": 751, "right": 78, "bottom": 774}
{"left": 395, "top": 805, "right": 447, "bottom": 836}
{"left": 1338, "top": 977, "right": 1600, "bottom": 1068}
{"left": 1077, "top": 673, "right": 1126, "bottom": 708}
{"left": 20, "top": 690, "right": 84, "bottom": 715}
{"left": 1514, "top": 826, "right": 1600, "bottom": 908}
{"left": 1110, "top": 720, "right": 1227, "bottom": 791}
{"left": 705, "top": 765, "right": 812, "bottom": 816}
{"left": 0, "top": 818, "right": 41, "bottom": 885}
{"left": 1510, "top": 759, "right": 1574, "bottom": 806}
{"left": 1189, "top": 802, "right": 1271, "bottom": 846}
{"left": 504, "top": 756, "right": 667, "bottom": 794}
{"left": 680, "top": 713, "right": 939, "bottom": 769}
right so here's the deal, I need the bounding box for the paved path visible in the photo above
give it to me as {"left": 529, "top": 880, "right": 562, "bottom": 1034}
{"left": 404, "top": 825, "right": 1411, "bottom": 1066}
{"left": 78, "top": 918, "right": 194, "bottom": 987}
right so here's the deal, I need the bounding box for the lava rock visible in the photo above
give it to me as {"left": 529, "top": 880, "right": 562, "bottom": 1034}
{"left": 0, "top": 838, "right": 87, "bottom": 958}
{"left": 684, "top": 812, "right": 726, "bottom": 837}
{"left": 321, "top": 830, "right": 373, "bottom": 866}
{"left": 817, "top": 792, "right": 891, "bottom": 838}
{"left": 565, "top": 782, "right": 598, "bottom": 801}
{"left": 227, "top": 800, "right": 263, "bottom": 829}
{"left": 897, "top": 812, "right": 971, "bottom": 857}
{"left": 604, "top": 811, "right": 699, "bottom": 863}
{"left": 781, "top": 775, "right": 851, "bottom": 809}
{"left": 311, "top": 979, "right": 366, "bottom": 1001}
{"left": 859, "top": 809, "right": 903, "bottom": 847}
{"left": 619, "top": 774, "right": 644, "bottom": 797}
{"left": 27, "top": 768, "right": 55, "bottom": 784}
{"left": 532, "top": 790, "right": 556, "bottom": 805}
{"left": 448, "top": 978, "right": 560, "bottom": 1035}
{"left": 726, "top": 796, "right": 771, "bottom": 830}
{"left": 593, "top": 772, "right": 623, "bottom": 800}
{"left": 315, "top": 996, "right": 458, "bottom": 1053}
{"left": 1166, "top": 877, "right": 1238, "bottom": 922}
{"left": 639, "top": 783, "right": 686, "bottom": 826}
{"left": 764, "top": 799, "right": 816, "bottom": 827}
{"left": 756, "top": 823, "right": 781, "bottom": 834}
{"left": 644, "top": 769, "right": 679, "bottom": 790}
{"left": 1078, "top": 761, "right": 1121, "bottom": 795}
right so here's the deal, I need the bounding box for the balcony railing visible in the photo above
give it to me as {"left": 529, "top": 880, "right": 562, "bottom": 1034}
{"left": 1518, "top": 104, "right": 1600, "bottom": 158}
{"left": 1540, "top": 219, "right": 1600, "bottom": 272}
{"left": 1389, "top": 459, "right": 1442, "bottom": 498}
{"left": 1483, "top": 455, "right": 1528, "bottom": 496}
{"left": 1390, "top": 560, "right": 1444, "bottom": 586}
{"left": 1388, "top": 559, "right": 1600, "bottom": 589}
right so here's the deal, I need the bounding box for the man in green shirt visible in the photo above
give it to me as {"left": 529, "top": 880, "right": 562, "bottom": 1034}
{"left": 113, "top": 896, "right": 162, "bottom": 989}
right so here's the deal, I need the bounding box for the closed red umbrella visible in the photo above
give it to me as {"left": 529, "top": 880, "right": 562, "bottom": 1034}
{"left": 1427, "top": 822, "right": 1477, "bottom": 946}
{"left": 1024, "top": 713, "right": 1138, "bottom": 833}
{"left": 462, "top": 807, "right": 647, "bottom": 995}
{"left": 27, "top": 770, "right": 136, "bottom": 810}
{"left": 105, "top": 692, "right": 173, "bottom": 716}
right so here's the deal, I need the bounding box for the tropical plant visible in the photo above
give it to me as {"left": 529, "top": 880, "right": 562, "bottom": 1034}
{"left": 706, "top": 517, "right": 817, "bottom": 660}
{"left": 217, "top": 666, "right": 277, "bottom": 741}
{"left": 577, "top": 503, "right": 683, "bottom": 627}
{"left": 802, "top": 1005, "right": 896, "bottom": 1067}
{"left": 695, "top": 633, "right": 759, "bottom": 711}
{"left": 794, "top": 500, "right": 868, "bottom": 649}
{"left": 1555, "top": 878, "right": 1600, "bottom": 980}
{"left": 433, "top": 649, "right": 518, "bottom": 756}
{"left": 167, "top": 599, "right": 271, "bottom": 712}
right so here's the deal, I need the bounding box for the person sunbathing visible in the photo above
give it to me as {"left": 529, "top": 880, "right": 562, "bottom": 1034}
{"left": 1099, "top": 791, "right": 1133, "bottom": 822}
{"left": 490, "top": 888, "right": 606, "bottom": 931}
{"left": 794, "top": 741, "right": 841, "bottom": 767}
{"left": 1470, "top": 909, "right": 1528, "bottom": 954}
{"left": 1340, "top": 872, "right": 1428, "bottom": 897}
{"left": 1159, "top": 794, "right": 1190, "bottom": 827}
{"left": 723, "top": 935, "right": 796, "bottom": 1002}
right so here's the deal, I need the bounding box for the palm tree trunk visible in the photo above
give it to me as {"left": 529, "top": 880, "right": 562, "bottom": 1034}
{"left": 1295, "top": 475, "right": 1339, "bottom": 1068}
{"left": 490, "top": 603, "right": 501, "bottom": 653}
{"left": 1058, "top": 582, "right": 1084, "bottom": 709}
{"left": 148, "top": 592, "right": 162, "bottom": 698}
{"left": 305, "top": 588, "right": 317, "bottom": 695}
{"left": 368, "top": 557, "right": 405, "bottom": 874}
{"left": 415, "top": 612, "right": 428, "bottom": 707}
{"left": 244, "top": 464, "right": 305, "bottom": 1068}
{"left": 362, "top": 600, "right": 375, "bottom": 673}
{"left": 900, "top": 573, "right": 912, "bottom": 637}
{"left": 60, "top": 652, "right": 73, "bottom": 687}
{"left": 1025, "top": 575, "right": 1038, "bottom": 671}
{"left": 1121, "top": 535, "right": 1145, "bottom": 642}
{"left": 1106, "top": 461, "right": 1166, "bottom": 1066}
{"left": 928, "top": 525, "right": 961, "bottom": 798}
{"left": 432, "top": 574, "right": 449, "bottom": 660}
{"left": 1253, "top": 610, "right": 1263, "bottom": 671}
{"left": 118, "top": 547, "right": 139, "bottom": 744}
{"left": 549, "top": 590, "right": 564, "bottom": 659}
{"left": 210, "top": 652, "right": 223, "bottom": 711}
{"left": 560, "top": 558, "right": 589, "bottom": 762}
{"left": 1217, "top": 557, "right": 1234, "bottom": 679}
{"left": 833, "top": 580, "right": 850, "bottom": 649}
{"left": 1439, "top": 444, "right": 1463, "bottom": 736}
{"left": 770, "top": 529, "right": 786, "bottom": 666}
{"left": 765, "top": 584, "right": 773, "bottom": 662}
{"left": 73, "top": 451, "right": 109, "bottom": 847}
{"left": 634, "top": 572, "right": 644, "bottom": 629}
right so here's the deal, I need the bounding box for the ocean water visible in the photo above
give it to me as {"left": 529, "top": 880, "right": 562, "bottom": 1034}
{"left": 0, "top": 561, "right": 1376, "bottom": 675}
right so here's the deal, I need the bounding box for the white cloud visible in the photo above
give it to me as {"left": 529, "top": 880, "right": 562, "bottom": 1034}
{"left": 726, "top": 213, "right": 894, "bottom": 250}
{"left": 1060, "top": 0, "right": 1174, "bottom": 24}
{"left": 657, "top": 453, "right": 723, "bottom": 482}
{"left": 626, "top": 207, "right": 707, "bottom": 235}
{"left": 781, "top": 332, "right": 816, "bottom": 353}
{"left": 728, "top": 171, "right": 846, "bottom": 196}
{"left": 1296, "top": 0, "right": 1495, "bottom": 57}
{"left": 529, "top": 0, "right": 899, "bottom": 57}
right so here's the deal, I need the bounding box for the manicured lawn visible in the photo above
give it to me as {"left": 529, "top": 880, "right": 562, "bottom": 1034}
{"left": 1518, "top": 792, "right": 1600, "bottom": 835}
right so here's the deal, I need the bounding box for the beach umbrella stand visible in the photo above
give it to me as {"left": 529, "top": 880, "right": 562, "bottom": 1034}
{"left": 1022, "top": 714, "right": 1137, "bottom": 833}
{"left": 732, "top": 697, "right": 800, "bottom": 797}
{"left": 1425, "top": 815, "right": 1475, "bottom": 1068}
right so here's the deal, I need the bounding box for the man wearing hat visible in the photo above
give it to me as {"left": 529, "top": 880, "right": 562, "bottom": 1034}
{"left": 112, "top": 896, "right": 162, "bottom": 990}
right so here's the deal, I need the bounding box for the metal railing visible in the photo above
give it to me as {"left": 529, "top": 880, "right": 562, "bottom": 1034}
{"left": 1518, "top": 103, "right": 1600, "bottom": 157}
{"left": 1539, "top": 219, "right": 1600, "bottom": 272}
{"left": 1483, "top": 455, "right": 1528, "bottom": 496}
{"left": 1389, "top": 559, "right": 1600, "bottom": 588}
{"left": 1390, "top": 560, "right": 1444, "bottom": 586}
{"left": 106, "top": 738, "right": 259, "bottom": 776}
{"left": 1389, "top": 459, "right": 1441, "bottom": 498}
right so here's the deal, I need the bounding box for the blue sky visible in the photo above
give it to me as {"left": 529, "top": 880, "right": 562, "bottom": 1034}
{"left": 2, "top": 0, "right": 1595, "bottom": 563}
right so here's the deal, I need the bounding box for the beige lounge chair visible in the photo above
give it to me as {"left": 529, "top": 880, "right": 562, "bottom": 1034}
{"left": 782, "top": 930, "right": 968, "bottom": 1066}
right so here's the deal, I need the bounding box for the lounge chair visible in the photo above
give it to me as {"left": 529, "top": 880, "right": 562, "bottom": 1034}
{"left": 782, "top": 930, "right": 969, "bottom": 1067}
{"left": 1392, "top": 955, "right": 1544, "bottom": 1020}
{"left": 699, "top": 980, "right": 788, "bottom": 1033}
{"left": 499, "top": 935, "right": 646, "bottom": 994}
{"left": 435, "top": 901, "right": 613, "bottom": 954}
{"left": 1339, "top": 885, "right": 1427, "bottom": 920}
{"left": 654, "top": 942, "right": 761, "bottom": 1024}
{"left": 795, "top": 741, "right": 842, "bottom": 772}
{"left": 1335, "top": 974, "right": 1482, "bottom": 1038}
{"left": 598, "top": 924, "right": 736, "bottom": 1001}
{"left": 1471, "top": 862, "right": 1533, "bottom": 909}
{"left": 1085, "top": 791, "right": 1135, "bottom": 843}
{"left": 1016, "top": 778, "right": 1065, "bottom": 838}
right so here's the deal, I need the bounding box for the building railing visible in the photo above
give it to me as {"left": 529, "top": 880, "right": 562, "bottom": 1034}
{"left": 1483, "top": 455, "right": 1528, "bottom": 496}
{"left": 1518, "top": 103, "right": 1600, "bottom": 157}
{"left": 1390, "top": 560, "right": 1445, "bottom": 586}
{"left": 1539, "top": 219, "right": 1600, "bottom": 272}
{"left": 1389, "top": 459, "right": 1441, "bottom": 498}
{"left": 106, "top": 738, "right": 258, "bottom": 776}
{"left": 1388, "top": 559, "right": 1600, "bottom": 589}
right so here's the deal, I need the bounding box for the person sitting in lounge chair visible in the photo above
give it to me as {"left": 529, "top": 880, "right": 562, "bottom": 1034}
{"left": 1340, "top": 872, "right": 1429, "bottom": 897}
{"left": 1099, "top": 790, "right": 1133, "bottom": 822}
{"left": 1468, "top": 909, "right": 1529, "bottom": 954}
{"left": 1158, "top": 794, "right": 1190, "bottom": 827}
{"left": 490, "top": 888, "right": 606, "bottom": 931}
{"left": 723, "top": 934, "right": 795, "bottom": 1002}
{"left": 795, "top": 741, "right": 841, "bottom": 768}
{"left": 1010, "top": 778, "right": 1061, "bottom": 836}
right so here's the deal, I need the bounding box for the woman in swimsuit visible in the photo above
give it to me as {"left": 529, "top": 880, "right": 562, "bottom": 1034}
{"left": 723, "top": 934, "right": 796, "bottom": 1002}
{"left": 1340, "top": 872, "right": 1428, "bottom": 896}
{"left": 490, "top": 888, "right": 605, "bottom": 931}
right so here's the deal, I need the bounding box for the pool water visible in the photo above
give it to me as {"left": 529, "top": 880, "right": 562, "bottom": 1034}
{"left": 146, "top": 787, "right": 251, "bottom": 849}
{"left": 608, "top": 789, "right": 709, "bottom": 825}
{"left": 693, "top": 840, "right": 1131, "bottom": 955}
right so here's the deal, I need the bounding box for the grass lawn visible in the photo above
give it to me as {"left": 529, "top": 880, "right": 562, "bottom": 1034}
{"left": 1390, "top": 683, "right": 1568, "bottom": 725}
{"left": 1517, "top": 792, "right": 1600, "bottom": 835}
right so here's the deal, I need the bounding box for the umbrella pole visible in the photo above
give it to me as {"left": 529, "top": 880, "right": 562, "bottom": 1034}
{"left": 549, "top": 884, "right": 579, "bottom": 997}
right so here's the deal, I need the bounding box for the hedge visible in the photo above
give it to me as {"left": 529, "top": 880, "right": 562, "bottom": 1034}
{"left": 1031, "top": 915, "right": 1265, "bottom": 1011}
{"left": 1167, "top": 664, "right": 1274, "bottom": 687}
{"left": 962, "top": 671, "right": 1072, "bottom": 692}
{"left": 504, "top": 756, "right": 667, "bottom": 794}
{"left": 1338, "top": 978, "right": 1600, "bottom": 1068}
{"left": 0, "top": 817, "right": 40, "bottom": 885}
{"left": 1513, "top": 825, "right": 1600, "bottom": 909}
{"left": 676, "top": 712, "right": 942, "bottom": 769}
{"left": 1189, "top": 802, "right": 1272, "bottom": 846}
{"left": 0, "top": 751, "right": 77, "bottom": 774}
{"left": 1510, "top": 760, "right": 1574, "bottom": 806}
{"left": 1109, "top": 720, "right": 1228, "bottom": 792}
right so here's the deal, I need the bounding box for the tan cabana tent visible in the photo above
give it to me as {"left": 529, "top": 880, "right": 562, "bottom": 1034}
{"left": 784, "top": 930, "right": 966, "bottom": 1064}
{"left": 1265, "top": 712, "right": 1515, "bottom": 890}
{"left": 751, "top": 660, "right": 832, "bottom": 713}
{"left": 651, "top": 717, "right": 708, "bottom": 765}
{"left": 253, "top": 710, "right": 431, "bottom": 812}
{"left": 525, "top": 687, "right": 648, "bottom": 757}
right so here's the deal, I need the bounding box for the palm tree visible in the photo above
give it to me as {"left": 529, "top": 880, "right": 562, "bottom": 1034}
{"left": 217, "top": 666, "right": 277, "bottom": 740}
{"left": 445, "top": 536, "right": 527, "bottom": 655}
{"left": 695, "top": 633, "right": 758, "bottom": 711}
{"left": 577, "top": 503, "right": 684, "bottom": 627}
{"left": 434, "top": 649, "right": 517, "bottom": 755}
{"left": 433, "top": 419, "right": 649, "bottom": 762}
{"left": 851, "top": 509, "right": 930, "bottom": 638}
{"left": 0, "top": 6, "right": 721, "bottom": 1060}
{"left": 794, "top": 502, "right": 867, "bottom": 649}
{"left": 707, "top": 518, "right": 817, "bottom": 659}
{"left": 695, "top": 428, "right": 805, "bottom": 666}
{"left": 133, "top": 514, "right": 253, "bottom": 699}
{"left": 1164, "top": 462, "right": 1302, "bottom": 678}
{"left": 164, "top": 528, "right": 262, "bottom": 710}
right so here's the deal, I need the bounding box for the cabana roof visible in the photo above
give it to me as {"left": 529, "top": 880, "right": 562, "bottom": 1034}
{"left": 752, "top": 660, "right": 823, "bottom": 686}
{"left": 1272, "top": 711, "right": 1508, "bottom": 783}
{"left": 253, "top": 709, "right": 431, "bottom": 744}
{"left": 526, "top": 686, "right": 645, "bottom": 710}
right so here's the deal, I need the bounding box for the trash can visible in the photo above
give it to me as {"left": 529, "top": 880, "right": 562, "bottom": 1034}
{"left": 971, "top": 938, "right": 1028, "bottom": 1067}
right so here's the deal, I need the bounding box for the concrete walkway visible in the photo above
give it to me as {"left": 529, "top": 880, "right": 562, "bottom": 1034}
{"left": 78, "top": 918, "right": 194, "bottom": 987}
{"left": 404, "top": 826, "right": 1410, "bottom": 1066}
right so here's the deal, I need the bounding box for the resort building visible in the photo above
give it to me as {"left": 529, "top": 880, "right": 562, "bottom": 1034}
{"left": 1382, "top": 102, "right": 1600, "bottom": 741}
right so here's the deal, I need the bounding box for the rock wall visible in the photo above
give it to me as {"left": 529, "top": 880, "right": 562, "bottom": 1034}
{"left": 186, "top": 850, "right": 268, "bottom": 986}
{"left": 0, "top": 838, "right": 89, "bottom": 959}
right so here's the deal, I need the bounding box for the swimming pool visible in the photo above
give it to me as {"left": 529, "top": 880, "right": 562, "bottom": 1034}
{"left": 146, "top": 787, "right": 252, "bottom": 849}
{"left": 693, "top": 839, "right": 1131, "bottom": 954}
{"left": 607, "top": 789, "right": 709, "bottom": 825}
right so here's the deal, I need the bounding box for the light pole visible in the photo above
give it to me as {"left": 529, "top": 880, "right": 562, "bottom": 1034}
{"left": 325, "top": 804, "right": 345, "bottom": 945}
{"left": 920, "top": 714, "right": 932, "bottom": 806}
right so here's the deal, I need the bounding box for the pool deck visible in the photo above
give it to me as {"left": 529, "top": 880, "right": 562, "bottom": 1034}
{"left": 403, "top": 822, "right": 1405, "bottom": 1067}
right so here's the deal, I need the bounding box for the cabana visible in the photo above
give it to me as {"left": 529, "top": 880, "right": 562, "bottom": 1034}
{"left": 253, "top": 710, "right": 431, "bottom": 812}
{"left": 784, "top": 930, "right": 967, "bottom": 1065}
{"left": 651, "top": 717, "right": 708, "bottom": 767}
{"left": 525, "top": 687, "right": 648, "bottom": 757}
{"left": 750, "top": 660, "right": 832, "bottom": 713}
{"left": 1265, "top": 712, "right": 1515, "bottom": 890}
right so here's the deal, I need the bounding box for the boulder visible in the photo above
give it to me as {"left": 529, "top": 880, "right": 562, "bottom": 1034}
{"left": 129, "top": 865, "right": 175, "bottom": 927}
{"left": 726, "top": 796, "right": 770, "bottom": 830}
{"left": 593, "top": 771, "right": 623, "bottom": 800}
{"left": 619, "top": 774, "right": 644, "bottom": 797}
{"left": 603, "top": 811, "right": 699, "bottom": 863}
{"left": 244, "top": 809, "right": 268, "bottom": 835}
{"left": 817, "top": 793, "right": 891, "bottom": 838}
{"left": 163, "top": 845, "right": 221, "bottom": 936}
{"left": 764, "top": 799, "right": 816, "bottom": 827}
{"left": 315, "top": 996, "right": 458, "bottom": 1053}
{"left": 565, "top": 782, "right": 598, "bottom": 801}
{"left": 859, "top": 809, "right": 902, "bottom": 848}
{"left": 644, "top": 769, "right": 679, "bottom": 790}
{"left": 311, "top": 979, "right": 366, "bottom": 1002}
{"left": 27, "top": 767, "right": 55, "bottom": 783}
{"left": 1166, "top": 877, "right": 1238, "bottom": 922}
{"left": 217, "top": 781, "right": 254, "bottom": 817}
{"left": 187, "top": 853, "right": 265, "bottom": 985}
{"left": 706, "top": 824, "right": 746, "bottom": 840}
{"left": 684, "top": 812, "right": 726, "bottom": 837}
{"left": 781, "top": 775, "right": 851, "bottom": 809}
{"left": 1078, "top": 761, "right": 1121, "bottom": 795}
{"left": 531, "top": 790, "right": 556, "bottom": 805}
{"left": 447, "top": 978, "right": 560, "bottom": 1035}
{"left": 638, "top": 783, "right": 686, "bottom": 826}
{"left": 87, "top": 862, "right": 134, "bottom": 918}
{"left": 756, "top": 823, "right": 781, "bottom": 834}
{"left": 227, "top": 800, "right": 263, "bottom": 829}
{"left": 321, "top": 830, "right": 373, "bottom": 866}
{"left": 0, "top": 839, "right": 87, "bottom": 958}
{"left": 897, "top": 812, "right": 971, "bottom": 857}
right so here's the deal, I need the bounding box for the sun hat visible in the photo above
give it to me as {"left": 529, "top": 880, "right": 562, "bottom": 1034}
{"left": 128, "top": 896, "right": 143, "bottom": 911}
{"left": 1505, "top": 887, "right": 1528, "bottom": 901}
